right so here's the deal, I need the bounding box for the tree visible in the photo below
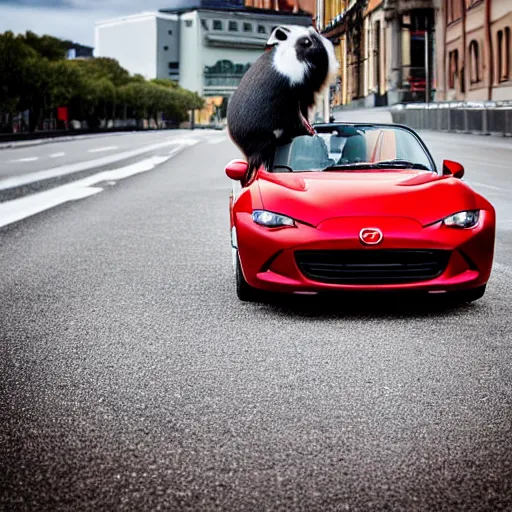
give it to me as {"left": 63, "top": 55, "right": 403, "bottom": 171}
{"left": 0, "top": 32, "right": 36, "bottom": 131}
{"left": 77, "top": 57, "right": 131, "bottom": 87}
{"left": 23, "top": 31, "right": 68, "bottom": 61}
{"left": 0, "top": 30, "right": 205, "bottom": 133}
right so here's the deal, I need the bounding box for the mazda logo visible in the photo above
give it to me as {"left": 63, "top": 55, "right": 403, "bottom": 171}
{"left": 359, "top": 228, "right": 383, "bottom": 245}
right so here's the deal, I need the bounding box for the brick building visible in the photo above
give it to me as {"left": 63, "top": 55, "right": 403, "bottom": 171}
{"left": 434, "top": 0, "right": 512, "bottom": 101}
{"left": 245, "top": 0, "right": 315, "bottom": 14}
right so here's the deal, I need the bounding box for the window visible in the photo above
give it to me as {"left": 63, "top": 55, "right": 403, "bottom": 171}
{"left": 447, "top": 0, "right": 462, "bottom": 24}
{"left": 497, "top": 28, "right": 511, "bottom": 82}
{"left": 168, "top": 62, "right": 179, "bottom": 70}
{"left": 185, "top": 20, "right": 193, "bottom": 28}
{"left": 258, "top": 25, "right": 266, "bottom": 34}
{"left": 272, "top": 126, "right": 434, "bottom": 173}
{"left": 213, "top": 20, "right": 222, "bottom": 30}
{"left": 168, "top": 30, "right": 173, "bottom": 35}
{"left": 163, "top": 46, "right": 169, "bottom": 51}
{"left": 469, "top": 40, "right": 480, "bottom": 83}
{"left": 243, "top": 22, "right": 253, "bottom": 33}
{"left": 229, "top": 21, "right": 238, "bottom": 32}
{"left": 448, "top": 49, "right": 459, "bottom": 89}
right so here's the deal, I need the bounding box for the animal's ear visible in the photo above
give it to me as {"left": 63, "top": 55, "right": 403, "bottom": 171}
{"left": 267, "top": 26, "right": 290, "bottom": 47}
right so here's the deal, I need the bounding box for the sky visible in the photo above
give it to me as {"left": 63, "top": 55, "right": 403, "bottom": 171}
{"left": 0, "top": 0, "right": 170, "bottom": 47}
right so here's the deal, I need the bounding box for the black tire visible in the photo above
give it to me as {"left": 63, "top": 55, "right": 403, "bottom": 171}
{"left": 447, "top": 285, "right": 487, "bottom": 304}
{"left": 235, "top": 252, "right": 259, "bottom": 302}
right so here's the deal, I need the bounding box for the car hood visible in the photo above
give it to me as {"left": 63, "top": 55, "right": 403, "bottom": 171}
{"left": 257, "top": 170, "right": 480, "bottom": 226}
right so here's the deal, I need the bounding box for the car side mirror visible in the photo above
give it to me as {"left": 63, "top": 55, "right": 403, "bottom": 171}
{"left": 225, "top": 159, "right": 248, "bottom": 181}
{"left": 442, "top": 159, "right": 464, "bottom": 179}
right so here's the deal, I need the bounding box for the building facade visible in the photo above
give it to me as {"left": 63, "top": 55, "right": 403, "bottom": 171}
{"left": 320, "top": 0, "right": 435, "bottom": 107}
{"left": 434, "top": 0, "right": 512, "bottom": 102}
{"left": 95, "top": 7, "right": 313, "bottom": 124}
{"left": 245, "top": 0, "right": 315, "bottom": 14}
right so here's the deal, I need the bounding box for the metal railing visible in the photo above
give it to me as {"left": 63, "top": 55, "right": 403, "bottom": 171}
{"left": 390, "top": 101, "right": 512, "bottom": 137}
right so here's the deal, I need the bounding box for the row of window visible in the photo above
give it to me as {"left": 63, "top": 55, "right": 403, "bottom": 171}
{"left": 447, "top": 0, "right": 484, "bottom": 24}
{"left": 205, "top": 19, "right": 271, "bottom": 34}
{"left": 448, "top": 27, "right": 511, "bottom": 89}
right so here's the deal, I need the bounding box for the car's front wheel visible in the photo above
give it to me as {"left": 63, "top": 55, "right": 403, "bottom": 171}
{"left": 235, "top": 252, "right": 259, "bottom": 302}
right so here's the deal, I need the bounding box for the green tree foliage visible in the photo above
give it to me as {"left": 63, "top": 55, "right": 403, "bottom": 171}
{"left": 23, "top": 31, "right": 69, "bottom": 61}
{"left": 0, "top": 31, "right": 205, "bottom": 133}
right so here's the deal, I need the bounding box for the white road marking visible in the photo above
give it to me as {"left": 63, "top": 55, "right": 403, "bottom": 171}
{"left": 471, "top": 181, "right": 507, "bottom": 192}
{"left": 88, "top": 146, "right": 118, "bottom": 153}
{"left": 11, "top": 157, "right": 39, "bottom": 163}
{"left": 0, "top": 154, "right": 174, "bottom": 229}
{"left": 49, "top": 152, "right": 65, "bottom": 158}
{"left": 174, "top": 138, "right": 202, "bottom": 146}
{"left": 207, "top": 137, "right": 228, "bottom": 145}
{"left": 0, "top": 138, "right": 199, "bottom": 191}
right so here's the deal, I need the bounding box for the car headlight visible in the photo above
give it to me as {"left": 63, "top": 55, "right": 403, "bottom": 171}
{"left": 443, "top": 210, "right": 480, "bottom": 228}
{"left": 252, "top": 210, "right": 295, "bottom": 228}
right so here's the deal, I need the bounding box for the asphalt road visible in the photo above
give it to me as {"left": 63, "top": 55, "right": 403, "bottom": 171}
{"left": 0, "top": 130, "right": 211, "bottom": 178}
{"left": 1, "top": 127, "right": 511, "bottom": 511}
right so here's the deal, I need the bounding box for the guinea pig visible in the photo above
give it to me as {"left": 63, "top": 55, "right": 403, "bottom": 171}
{"left": 227, "top": 24, "right": 338, "bottom": 184}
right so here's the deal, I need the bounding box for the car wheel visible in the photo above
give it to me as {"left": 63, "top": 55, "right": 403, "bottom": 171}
{"left": 235, "top": 252, "right": 259, "bottom": 302}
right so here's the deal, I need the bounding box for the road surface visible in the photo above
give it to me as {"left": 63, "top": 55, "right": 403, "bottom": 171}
{"left": 1, "top": 127, "right": 511, "bottom": 511}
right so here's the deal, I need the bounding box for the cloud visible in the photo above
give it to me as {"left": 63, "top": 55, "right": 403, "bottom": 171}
{"left": 0, "top": 1, "right": 170, "bottom": 46}
{"left": 0, "top": 0, "right": 167, "bottom": 9}
{"left": 0, "top": 0, "right": 72, "bottom": 6}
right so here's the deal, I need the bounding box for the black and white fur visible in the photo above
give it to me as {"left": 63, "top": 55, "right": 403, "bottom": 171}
{"left": 227, "top": 25, "right": 338, "bottom": 184}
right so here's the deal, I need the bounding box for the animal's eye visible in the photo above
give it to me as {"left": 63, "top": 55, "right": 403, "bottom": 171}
{"left": 300, "top": 38, "right": 312, "bottom": 47}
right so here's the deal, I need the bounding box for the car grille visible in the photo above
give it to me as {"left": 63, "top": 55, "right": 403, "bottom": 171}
{"left": 295, "top": 250, "right": 451, "bottom": 285}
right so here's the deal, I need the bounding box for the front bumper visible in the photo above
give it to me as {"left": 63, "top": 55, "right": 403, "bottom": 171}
{"left": 235, "top": 212, "right": 495, "bottom": 294}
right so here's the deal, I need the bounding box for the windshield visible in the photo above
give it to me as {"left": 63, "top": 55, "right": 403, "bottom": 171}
{"left": 272, "top": 125, "right": 435, "bottom": 173}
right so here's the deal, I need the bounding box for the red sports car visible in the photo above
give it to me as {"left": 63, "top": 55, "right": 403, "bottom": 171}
{"left": 225, "top": 123, "right": 496, "bottom": 303}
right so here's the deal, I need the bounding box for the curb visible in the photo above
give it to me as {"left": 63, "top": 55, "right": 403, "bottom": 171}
{"left": 0, "top": 132, "right": 142, "bottom": 151}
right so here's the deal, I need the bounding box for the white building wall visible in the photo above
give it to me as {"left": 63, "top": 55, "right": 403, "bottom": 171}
{"left": 156, "top": 17, "right": 180, "bottom": 80}
{"left": 95, "top": 14, "right": 158, "bottom": 79}
{"left": 179, "top": 11, "right": 202, "bottom": 94}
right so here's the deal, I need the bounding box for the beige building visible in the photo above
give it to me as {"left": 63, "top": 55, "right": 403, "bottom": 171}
{"left": 434, "top": 0, "right": 512, "bottom": 102}
{"left": 320, "top": 0, "right": 436, "bottom": 107}
{"left": 245, "top": 0, "right": 315, "bottom": 13}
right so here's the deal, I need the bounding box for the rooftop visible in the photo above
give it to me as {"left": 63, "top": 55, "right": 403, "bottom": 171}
{"left": 160, "top": 0, "right": 312, "bottom": 18}
{"left": 95, "top": 11, "right": 179, "bottom": 27}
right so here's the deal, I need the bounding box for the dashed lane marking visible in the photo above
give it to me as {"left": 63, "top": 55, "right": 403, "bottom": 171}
{"left": 88, "top": 146, "right": 119, "bottom": 153}
{"left": 11, "top": 157, "right": 39, "bottom": 163}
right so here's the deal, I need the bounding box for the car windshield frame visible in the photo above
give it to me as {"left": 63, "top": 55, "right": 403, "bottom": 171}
{"left": 270, "top": 123, "right": 438, "bottom": 175}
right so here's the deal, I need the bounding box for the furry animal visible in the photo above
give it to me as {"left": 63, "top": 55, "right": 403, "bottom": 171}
{"left": 227, "top": 24, "right": 338, "bottom": 184}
